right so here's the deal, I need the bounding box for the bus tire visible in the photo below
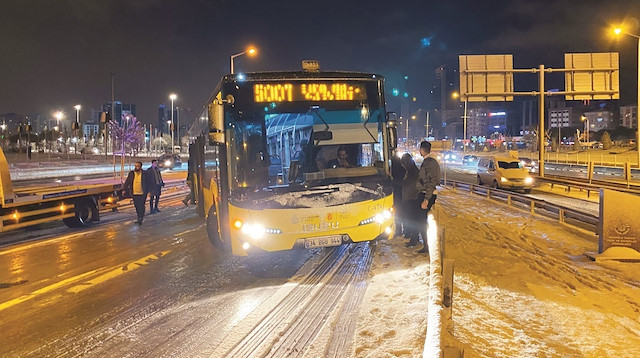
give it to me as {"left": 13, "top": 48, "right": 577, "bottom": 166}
{"left": 63, "top": 198, "right": 97, "bottom": 228}
{"left": 206, "top": 205, "right": 225, "bottom": 251}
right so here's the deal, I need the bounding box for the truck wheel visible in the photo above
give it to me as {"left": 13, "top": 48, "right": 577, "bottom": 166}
{"left": 63, "top": 199, "right": 97, "bottom": 228}
{"left": 206, "top": 205, "right": 226, "bottom": 252}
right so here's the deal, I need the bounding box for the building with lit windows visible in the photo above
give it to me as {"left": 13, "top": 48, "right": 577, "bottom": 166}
{"left": 583, "top": 110, "right": 614, "bottom": 132}
{"left": 620, "top": 105, "right": 637, "bottom": 129}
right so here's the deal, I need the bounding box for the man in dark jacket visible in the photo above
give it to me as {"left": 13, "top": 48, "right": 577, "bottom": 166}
{"left": 147, "top": 159, "right": 164, "bottom": 213}
{"left": 415, "top": 141, "right": 440, "bottom": 253}
{"left": 390, "top": 150, "right": 406, "bottom": 237}
{"left": 124, "top": 161, "right": 149, "bottom": 225}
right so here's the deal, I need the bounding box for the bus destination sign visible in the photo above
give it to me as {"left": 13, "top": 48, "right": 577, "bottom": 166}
{"left": 253, "top": 83, "right": 366, "bottom": 103}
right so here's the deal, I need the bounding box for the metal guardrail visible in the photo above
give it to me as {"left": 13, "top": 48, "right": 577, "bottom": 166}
{"left": 442, "top": 179, "right": 599, "bottom": 235}
{"left": 536, "top": 175, "right": 640, "bottom": 198}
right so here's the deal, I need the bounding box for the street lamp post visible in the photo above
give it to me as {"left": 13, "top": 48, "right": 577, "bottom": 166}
{"left": 230, "top": 47, "right": 257, "bottom": 74}
{"left": 614, "top": 27, "right": 640, "bottom": 167}
{"left": 167, "top": 120, "right": 172, "bottom": 152}
{"left": 54, "top": 111, "right": 64, "bottom": 160}
{"left": 74, "top": 105, "right": 81, "bottom": 158}
{"left": 169, "top": 93, "right": 177, "bottom": 153}
{"left": 581, "top": 115, "right": 589, "bottom": 144}
{"left": 0, "top": 121, "right": 6, "bottom": 150}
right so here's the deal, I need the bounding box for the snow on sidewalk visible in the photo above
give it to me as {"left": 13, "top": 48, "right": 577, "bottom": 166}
{"left": 436, "top": 189, "right": 640, "bottom": 357}
{"left": 353, "top": 231, "right": 432, "bottom": 357}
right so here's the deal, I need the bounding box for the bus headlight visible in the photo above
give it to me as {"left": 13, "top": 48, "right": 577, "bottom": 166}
{"left": 360, "top": 210, "right": 392, "bottom": 225}
{"left": 241, "top": 223, "right": 265, "bottom": 239}
{"left": 238, "top": 221, "right": 282, "bottom": 238}
{"left": 525, "top": 176, "right": 533, "bottom": 184}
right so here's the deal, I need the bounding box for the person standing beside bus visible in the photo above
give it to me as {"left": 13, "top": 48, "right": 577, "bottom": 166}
{"left": 415, "top": 141, "right": 440, "bottom": 253}
{"left": 390, "top": 151, "right": 406, "bottom": 237}
{"left": 400, "top": 153, "right": 421, "bottom": 247}
{"left": 124, "top": 161, "right": 149, "bottom": 225}
{"left": 147, "top": 159, "right": 164, "bottom": 213}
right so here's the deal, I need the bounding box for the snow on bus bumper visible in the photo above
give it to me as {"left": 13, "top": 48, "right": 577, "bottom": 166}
{"left": 228, "top": 196, "right": 394, "bottom": 256}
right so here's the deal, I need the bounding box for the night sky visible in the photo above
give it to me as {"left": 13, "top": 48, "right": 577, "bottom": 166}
{"left": 1, "top": 0, "right": 638, "bottom": 125}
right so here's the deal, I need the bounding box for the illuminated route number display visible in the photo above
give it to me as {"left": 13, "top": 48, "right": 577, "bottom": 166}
{"left": 253, "top": 83, "right": 366, "bottom": 103}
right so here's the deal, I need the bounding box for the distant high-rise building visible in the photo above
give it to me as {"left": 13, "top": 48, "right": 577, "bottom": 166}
{"left": 620, "top": 105, "right": 637, "bottom": 129}
{"left": 158, "top": 104, "right": 166, "bottom": 134}
{"left": 102, "top": 102, "right": 136, "bottom": 125}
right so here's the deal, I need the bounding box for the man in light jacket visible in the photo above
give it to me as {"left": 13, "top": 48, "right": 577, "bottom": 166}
{"left": 124, "top": 161, "right": 149, "bottom": 225}
{"left": 415, "top": 141, "right": 440, "bottom": 253}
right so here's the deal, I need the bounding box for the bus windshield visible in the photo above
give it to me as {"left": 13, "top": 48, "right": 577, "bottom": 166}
{"left": 230, "top": 105, "right": 384, "bottom": 192}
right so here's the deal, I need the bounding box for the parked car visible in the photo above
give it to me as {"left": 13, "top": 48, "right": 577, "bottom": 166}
{"left": 158, "top": 153, "right": 182, "bottom": 169}
{"left": 518, "top": 157, "right": 537, "bottom": 173}
{"left": 477, "top": 156, "right": 533, "bottom": 193}
{"left": 462, "top": 155, "right": 478, "bottom": 165}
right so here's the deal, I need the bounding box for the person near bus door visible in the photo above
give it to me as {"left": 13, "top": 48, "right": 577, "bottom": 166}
{"left": 415, "top": 141, "right": 440, "bottom": 253}
{"left": 124, "top": 161, "right": 150, "bottom": 225}
{"left": 390, "top": 150, "right": 406, "bottom": 237}
{"left": 147, "top": 159, "right": 164, "bottom": 213}
{"left": 400, "top": 153, "right": 421, "bottom": 247}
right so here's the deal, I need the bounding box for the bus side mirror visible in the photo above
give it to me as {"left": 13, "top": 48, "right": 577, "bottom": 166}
{"left": 388, "top": 126, "right": 397, "bottom": 149}
{"left": 207, "top": 94, "right": 234, "bottom": 145}
{"left": 386, "top": 112, "right": 398, "bottom": 149}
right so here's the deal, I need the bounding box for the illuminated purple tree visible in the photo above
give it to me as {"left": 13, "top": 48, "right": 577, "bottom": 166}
{"left": 108, "top": 116, "right": 145, "bottom": 156}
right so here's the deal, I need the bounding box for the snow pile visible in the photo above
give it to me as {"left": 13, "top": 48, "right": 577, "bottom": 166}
{"left": 424, "top": 213, "right": 443, "bottom": 358}
{"left": 269, "top": 183, "right": 372, "bottom": 208}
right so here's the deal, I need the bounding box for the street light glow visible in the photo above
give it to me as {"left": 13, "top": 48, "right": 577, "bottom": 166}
{"left": 169, "top": 93, "right": 177, "bottom": 101}
{"left": 74, "top": 104, "right": 81, "bottom": 111}
{"left": 614, "top": 27, "right": 622, "bottom": 35}
{"left": 247, "top": 47, "right": 257, "bottom": 56}
{"left": 54, "top": 111, "right": 64, "bottom": 120}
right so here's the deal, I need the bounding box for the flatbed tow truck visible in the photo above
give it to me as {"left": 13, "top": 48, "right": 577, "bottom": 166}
{"left": 0, "top": 147, "right": 121, "bottom": 233}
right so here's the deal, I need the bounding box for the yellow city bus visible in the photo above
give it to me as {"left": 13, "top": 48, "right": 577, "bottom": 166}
{"left": 192, "top": 66, "right": 398, "bottom": 256}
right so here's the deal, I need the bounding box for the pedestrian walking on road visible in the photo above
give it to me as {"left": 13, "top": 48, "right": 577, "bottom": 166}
{"left": 124, "top": 161, "right": 149, "bottom": 225}
{"left": 415, "top": 141, "right": 440, "bottom": 253}
{"left": 400, "top": 153, "right": 421, "bottom": 247}
{"left": 147, "top": 159, "right": 164, "bottom": 213}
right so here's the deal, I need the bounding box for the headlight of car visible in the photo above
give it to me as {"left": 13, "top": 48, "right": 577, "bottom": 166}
{"left": 164, "top": 160, "right": 172, "bottom": 166}
{"left": 500, "top": 177, "right": 508, "bottom": 183}
{"left": 525, "top": 176, "right": 533, "bottom": 184}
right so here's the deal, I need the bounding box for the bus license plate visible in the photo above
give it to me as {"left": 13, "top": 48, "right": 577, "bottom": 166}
{"left": 304, "top": 235, "right": 342, "bottom": 249}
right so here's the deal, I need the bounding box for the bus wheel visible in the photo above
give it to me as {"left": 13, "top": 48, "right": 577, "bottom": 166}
{"left": 206, "top": 206, "right": 225, "bottom": 251}
{"left": 63, "top": 199, "right": 97, "bottom": 228}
